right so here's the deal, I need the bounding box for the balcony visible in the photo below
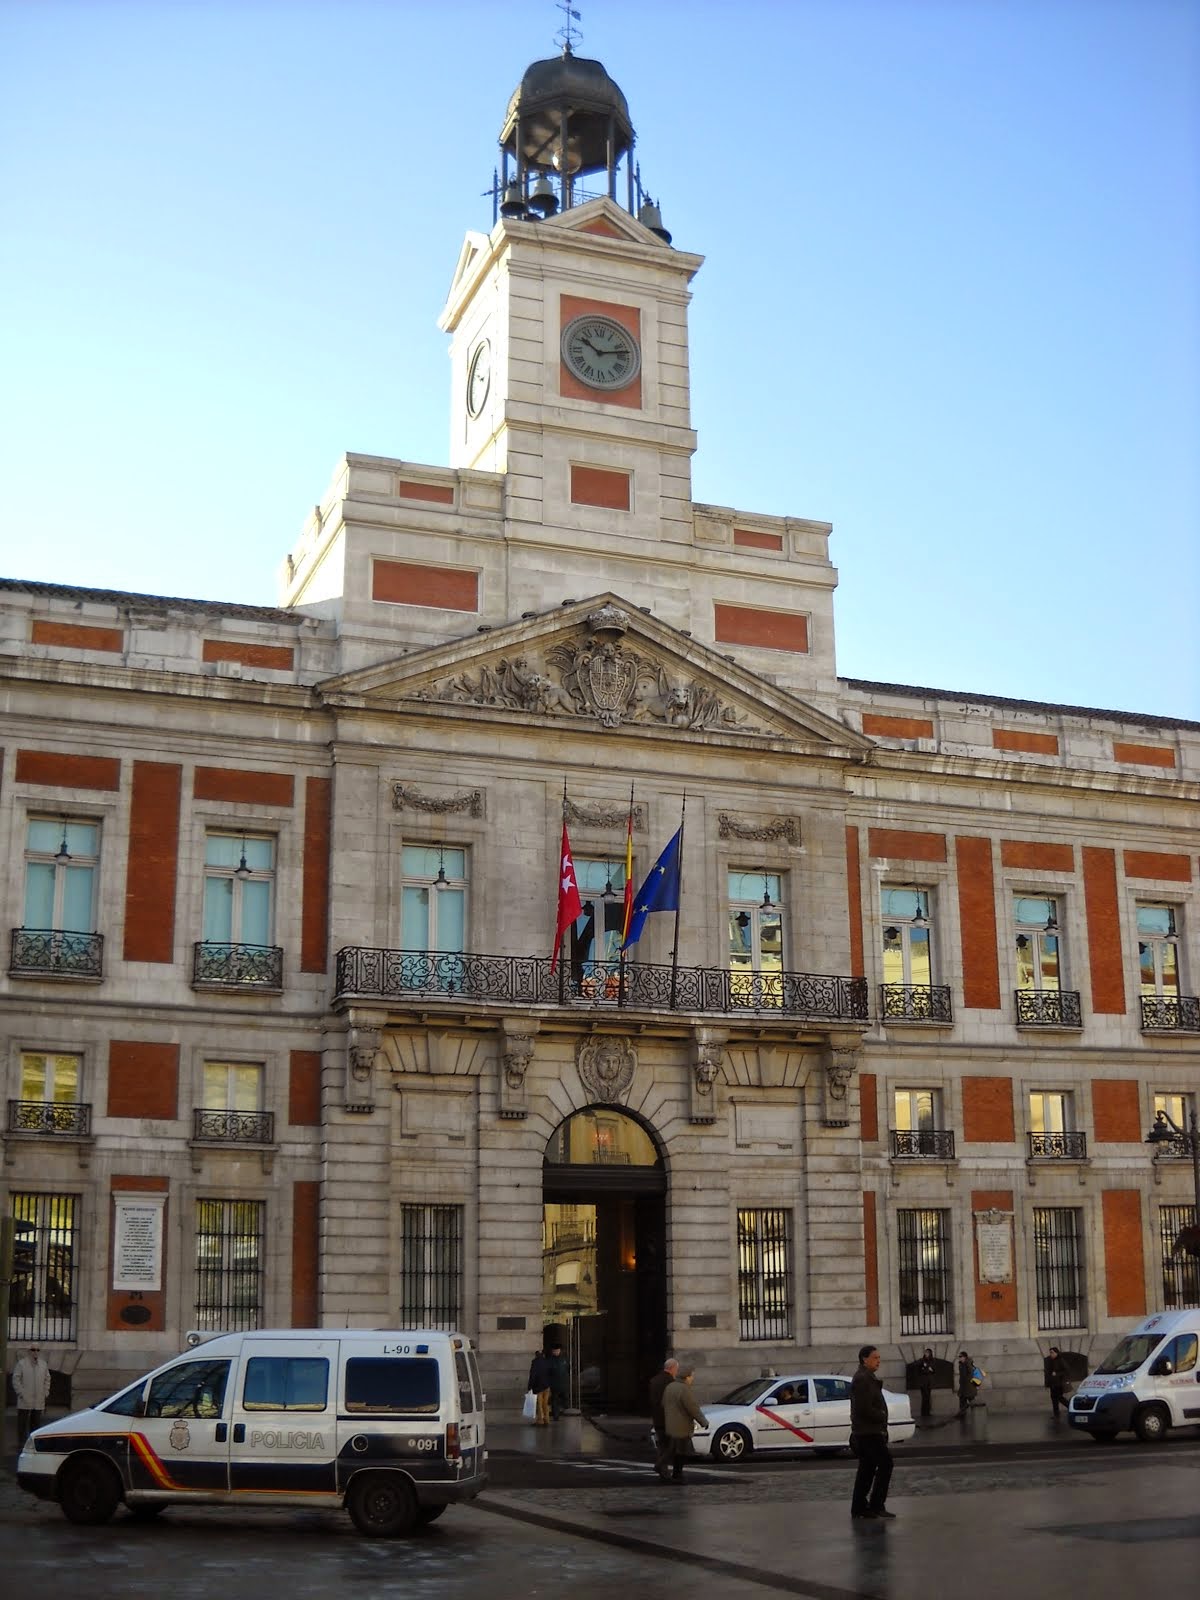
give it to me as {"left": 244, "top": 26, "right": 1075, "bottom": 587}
{"left": 7, "top": 1099, "right": 92, "bottom": 1137}
{"left": 192, "top": 942, "right": 283, "bottom": 992}
{"left": 9, "top": 928, "right": 104, "bottom": 982}
{"left": 192, "top": 1108, "right": 275, "bottom": 1145}
{"left": 334, "top": 948, "right": 870, "bottom": 1025}
{"left": 1028, "top": 1131, "right": 1088, "bottom": 1160}
{"left": 1141, "top": 995, "right": 1200, "bottom": 1033}
{"left": 891, "top": 1128, "right": 956, "bottom": 1160}
{"left": 880, "top": 983, "right": 953, "bottom": 1024}
{"left": 1014, "top": 989, "right": 1082, "bottom": 1028}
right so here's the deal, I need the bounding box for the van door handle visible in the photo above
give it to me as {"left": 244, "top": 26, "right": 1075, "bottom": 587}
{"left": 215, "top": 1424, "right": 227, "bottom": 1442}
{"left": 233, "top": 1424, "right": 245, "bottom": 1443}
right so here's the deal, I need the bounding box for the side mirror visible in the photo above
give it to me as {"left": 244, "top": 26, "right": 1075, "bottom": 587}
{"left": 1150, "top": 1359, "right": 1174, "bottom": 1377}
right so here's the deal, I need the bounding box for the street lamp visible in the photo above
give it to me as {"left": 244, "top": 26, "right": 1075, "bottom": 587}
{"left": 1145, "top": 1106, "right": 1200, "bottom": 1215}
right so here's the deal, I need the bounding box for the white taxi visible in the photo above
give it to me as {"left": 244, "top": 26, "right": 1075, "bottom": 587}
{"left": 690, "top": 1372, "right": 915, "bottom": 1462}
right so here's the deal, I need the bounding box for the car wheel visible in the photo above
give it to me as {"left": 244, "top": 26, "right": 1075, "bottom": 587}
{"left": 1133, "top": 1404, "right": 1170, "bottom": 1444}
{"left": 416, "top": 1503, "right": 447, "bottom": 1526}
{"left": 59, "top": 1457, "right": 122, "bottom": 1526}
{"left": 347, "top": 1473, "right": 418, "bottom": 1537}
{"left": 1085, "top": 1430, "right": 1118, "bottom": 1443}
{"left": 713, "top": 1425, "right": 752, "bottom": 1463}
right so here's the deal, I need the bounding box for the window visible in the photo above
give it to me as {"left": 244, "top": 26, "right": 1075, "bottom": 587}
{"left": 892, "top": 1089, "right": 954, "bottom": 1158}
{"left": 345, "top": 1357, "right": 441, "bottom": 1415}
{"left": 145, "top": 1359, "right": 231, "bottom": 1419}
{"left": 1014, "top": 896, "right": 1061, "bottom": 992}
{"left": 568, "top": 856, "right": 629, "bottom": 996}
{"left": 1138, "top": 905, "right": 1180, "bottom": 997}
{"left": 1028, "top": 1092, "right": 1085, "bottom": 1158}
{"left": 1033, "top": 1207, "right": 1084, "bottom": 1329}
{"left": 203, "top": 834, "right": 275, "bottom": 946}
{"left": 203, "top": 1061, "right": 263, "bottom": 1112}
{"left": 897, "top": 1209, "right": 952, "bottom": 1334}
{"left": 20, "top": 1051, "right": 81, "bottom": 1104}
{"left": 242, "top": 1357, "right": 329, "bottom": 1411}
{"left": 195, "top": 1199, "right": 264, "bottom": 1331}
{"left": 8, "top": 1191, "right": 78, "bottom": 1342}
{"left": 24, "top": 818, "right": 98, "bottom": 933}
{"left": 812, "top": 1378, "right": 850, "bottom": 1404}
{"left": 1159, "top": 1204, "right": 1199, "bottom": 1309}
{"left": 881, "top": 888, "right": 932, "bottom": 985}
{"left": 1159, "top": 1332, "right": 1198, "bottom": 1373}
{"left": 1155, "top": 1092, "right": 1191, "bottom": 1129}
{"left": 737, "top": 1207, "right": 793, "bottom": 1340}
{"left": 400, "top": 846, "right": 467, "bottom": 951}
{"left": 728, "top": 871, "right": 784, "bottom": 1008}
{"left": 399, "top": 1204, "right": 462, "bottom": 1329}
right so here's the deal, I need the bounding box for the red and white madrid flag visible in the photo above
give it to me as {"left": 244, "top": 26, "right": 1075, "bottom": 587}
{"left": 550, "top": 821, "right": 584, "bottom": 972}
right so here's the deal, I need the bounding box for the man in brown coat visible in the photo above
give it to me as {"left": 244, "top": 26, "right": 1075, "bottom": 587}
{"left": 849, "top": 1344, "right": 895, "bottom": 1520}
{"left": 647, "top": 1357, "right": 679, "bottom": 1480}
{"left": 661, "top": 1364, "right": 708, "bottom": 1483}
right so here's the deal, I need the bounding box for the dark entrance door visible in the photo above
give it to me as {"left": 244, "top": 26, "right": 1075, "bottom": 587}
{"left": 543, "top": 1108, "right": 666, "bottom": 1414}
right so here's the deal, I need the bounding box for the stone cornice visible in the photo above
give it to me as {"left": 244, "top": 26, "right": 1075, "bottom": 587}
{"left": 848, "top": 746, "right": 1199, "bottom": 805}
{"left": 0, "top": 653, "right": 319, "bottom": 711}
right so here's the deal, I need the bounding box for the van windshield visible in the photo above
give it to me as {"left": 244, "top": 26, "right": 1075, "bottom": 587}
{"left": 1095, "top": 1334, "right": 1163, "bottom": 1375}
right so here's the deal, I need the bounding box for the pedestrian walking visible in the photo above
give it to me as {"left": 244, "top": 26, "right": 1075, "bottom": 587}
{"left": 849, "top": 1344, "right": 895, "bottom": 1520}
{"left": 917, "top": 1348, "right": 936, "bottom": 1418}
{"left": 545, "top": 1342, "right": 570, "bottom": 1419}
{"left": 13, "top": 1344, "right": 52, "bottom": 1447}
{"left": 1045, "top": 1345, "right": 1070, "bottom": 1418}
{"left": 956, "top": 1351, "right": 974, "bottom": 1416}
{"left": 660, "top": 1363, "right": 708, "bottom": 1483}
{"left": 527, "top": 1347, "right": 552, "bottom": 1425}
{"left": 647, "top": 1356, "right": 679, "bottom": 1479}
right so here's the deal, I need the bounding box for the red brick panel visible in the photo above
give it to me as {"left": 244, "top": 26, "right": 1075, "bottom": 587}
{"left": 867, "top": 828, "right": 947, "bottom": 863}
{"left": 861, "top": 713, "right": 934, "bottom": 739}
{"left": 300, "top": 776, "right": 331, "bottom": 974}
{"left": 202, "top": 640, "right": 295, "bottom": 670}
{"left": 1113, "top": 741, "right": 1175, "bottom": 768}
{"left": 972, "top": 1190, "right": 1017, "bottom": 1322}
{"left": 845, "top": 824, "right": 864, "bottom": 978}
{"left": 107, "top": 1041, "right": 179, "bottom": 1120}
{"left": 962, "top": 1078, "right": 1014, "bottom": 1143}
{"left": 956, "top": 836, "right": 1001, "bottom": 1009}
{"left": 992, "top": 728, "right": 1059, "bottom": 755}
{"left": 999, "top": 839, "right": 1074, "bottom": 872}
{"left": 123, "top": 761, "right": 181, "bottom": 963}
{"left": 396, "top": 479, "right": 454, "bottom": 505}
{"left": 713, "top": 603, "right": 808, "bottom": 654}
{"left": 15, "top": 749, "right": 121, "bottom": 791}
{"left": 193, "top": 767, "right": 295, "bottom": 807}
{"left": 863, "top": 1191, "right": 879, "bottom": 1327}
{"left": 288, "top": 1050, "right": 323, "bottom": 1126}
{"left": 570, "top": 464, "right": 632, "bottom": 510}
{"left": 372, "top": 559, "right": 479, "bottom": 611}
{"left": 733, "top": 528, "right": 784, "bottom": 551}
{"left": 580, "top": 218, "right": 624, "bottom": 237}
{"left": 291, "top": 1181, "right": 321, "bottom": 1327}
{"left": 1123, "top": 850, "right": 1192, "bottom": 882}
{"left": 1083, "top": 846, "right": 1126, "bottom": 1014}
{"left": 1092, "top": 1080, "right": 1142, "bottom": 1143}
{"left": 859, "top": 1071, "right": 878, "bottom": 1143}
{"left": 1102, "top": 1191, "right": 1146, "bottom": 1318}
{"left": 106, "top": 1176, "right": 169, "bottom": 1333}
{"left": 559, "top": 294, "right": 642, "bottom": 408}
{"left": 31, "top": 620, "right": 124, "bottom": 653}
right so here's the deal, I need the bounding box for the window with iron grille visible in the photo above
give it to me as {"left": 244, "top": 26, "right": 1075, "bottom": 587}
{"left": 737, "top": 1208, "right": 793, "bottom": 1340}
{"left": 195, "top": 1199, "right": 265, "bottom": 1331}
{"left": 1033, "top": 1207, "right": 1084, "bottom": 1329}
{"left": 8, "top": 1191, "right": 78, "bottom": 1343}
{"left": 897, "top": 1209, "right": 952, "bottom": 1334}
{"left": 1160, "top": 1204, "right": 1199, "bottom": 1309}
{"left": 399, "top": 1204, "right": 463, "bottom": 1330}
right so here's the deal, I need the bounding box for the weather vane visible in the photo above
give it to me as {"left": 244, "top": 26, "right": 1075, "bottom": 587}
{"left": 555, "top": 1, "right": 582, "bottom": 54}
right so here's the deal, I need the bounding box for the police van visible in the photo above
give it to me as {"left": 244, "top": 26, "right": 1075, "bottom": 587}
{"left": 17, "top": 1328, "right": 487, "bottom": 1536}
{"left": 1068, "top": 1308, "right": 1200, "bottom": 1442}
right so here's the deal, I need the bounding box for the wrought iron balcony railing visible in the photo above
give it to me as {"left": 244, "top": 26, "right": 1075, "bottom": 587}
{"left": 1141, "top": 994, "right": 1200, "bottom": 1033}
{"left": 9, "top": 928, "right": 104, "bottom": 980}
{"left": 192, "top": 1108, "right": 275, "bottom": 1144}
{"left": 1152, "top": 1134, "right": 1195, "bottom": 1162}
{"left": 1028, "top": 1131, "right": 1088, "bottom": 1160}
{"left": 335, "top": 948, "right": 870, "bottom": 1024}
{"left": 7, "top": 1099, "right": 92, "bottom": 1137}
{"left": 891, "top": 1128, "right": 957, "bottom": 1160}
{"left": 880, "top": 983, "right": 954, "bottom": 1024}
{"left": 192, "top": 942, "right": 283, "bottom": 990}
{"left": 1014, "top": 989, "right": 1083, "bottom": 1027}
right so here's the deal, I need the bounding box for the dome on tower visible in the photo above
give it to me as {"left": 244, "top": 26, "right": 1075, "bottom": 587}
{"left": 500, "top": 48, "right": 635, "bottom": 179}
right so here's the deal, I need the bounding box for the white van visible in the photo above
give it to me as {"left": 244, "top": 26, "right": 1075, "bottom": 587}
{"left": 1068, "top": 1308, "right": 1200, "bottom": 1443}
{"left": 17, "top": 1328, "right": 487, "bottom": 1536}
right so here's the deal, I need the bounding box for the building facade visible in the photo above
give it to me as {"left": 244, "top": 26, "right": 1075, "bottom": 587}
{"left": 3, "top": 46, "right": 1198, "bottom": 1410}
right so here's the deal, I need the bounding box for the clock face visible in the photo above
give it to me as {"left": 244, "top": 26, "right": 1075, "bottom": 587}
{"left": 466, "top": 339, "right": 491, "bottom": 417}
{"left": 560, "top": 314, "right": 641, "bottom": 392}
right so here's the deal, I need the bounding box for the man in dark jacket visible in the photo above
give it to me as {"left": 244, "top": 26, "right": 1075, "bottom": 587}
{"left": 647, "top": 1357, "right": 679, "bottom": 1479}
{"left": 528, "top": 1348, "right": 552, "bottom": 1425}
{"left": 1046, "top": 1346, "right": 1070, "bottom": 1418}
{"left": 849, "top": 1344, "right": 895, "bottom": 1520}
{"left": 546, "top": 1343, "right": 570, "bottom": 1419}
{"left": 917, "top": 1348, "right": 936, "bottom": 1417}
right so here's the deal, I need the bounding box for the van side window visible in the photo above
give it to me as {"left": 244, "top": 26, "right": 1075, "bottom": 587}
{"left": 1163, "top": 1334, "right": 1198, "bottom": 1373}
{"left": 344, "top": 1357, "right": 440, "bottom": 1414}
{"left": 454, "top": 1351, "right": 475, "bottom": 1413}
{"left": 103, "top": 1380, "right": 149, "bottom": 1417}
{"left": 466, "top": 1350, "right": 483, "bottom": 1411}
{"left": 242, "top": 1357, "right": 329, "bottom": 1412}
{"left": 145, "top": 1360, "right": 231, "bottom": 1419}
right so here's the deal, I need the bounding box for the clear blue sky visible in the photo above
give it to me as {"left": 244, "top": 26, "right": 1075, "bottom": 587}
{"left": 3, "top": 0, "right": 1197, "bottom": 718}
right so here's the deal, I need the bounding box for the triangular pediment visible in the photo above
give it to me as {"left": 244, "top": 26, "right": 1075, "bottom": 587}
{"left": 319, "top": 595, "right": 871, "bottom": 751}
{"left": 544, "top": 195, "right": 660, "bottom": 246}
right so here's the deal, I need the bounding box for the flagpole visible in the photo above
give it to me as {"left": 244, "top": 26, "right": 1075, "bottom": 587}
{"left": 669, "top": 793, "right": 686, "bottom": 1010}
{"left": 618, "top": 781, "right": 634, "bottom": 1008}
{"left": 558, "top": 779, "right": 568, "bottom": 1003}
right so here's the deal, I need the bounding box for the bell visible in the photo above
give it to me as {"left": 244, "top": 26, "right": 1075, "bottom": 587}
{"left": 528, "top": 176, "right": 558, "bottom": 217}
{"left": 500, "top": 181, "right": 529, "bottom": 219}
{"left": 638, "top": 200, "right": 672, "bottom": 245}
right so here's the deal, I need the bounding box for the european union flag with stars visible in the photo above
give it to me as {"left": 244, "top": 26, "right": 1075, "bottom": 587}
{"left": 620, "top": 828, "right": 682, "bottom": 951}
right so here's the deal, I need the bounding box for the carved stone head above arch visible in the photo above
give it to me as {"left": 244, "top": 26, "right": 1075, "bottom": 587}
{"left": 575, "top": 1034, "right": 637, "bottom": 1104}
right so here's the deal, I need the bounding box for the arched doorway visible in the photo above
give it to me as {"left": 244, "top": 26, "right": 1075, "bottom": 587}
{"left": 542, "top": 1106, "right": 666, "bottom": 1413}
